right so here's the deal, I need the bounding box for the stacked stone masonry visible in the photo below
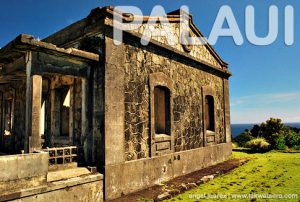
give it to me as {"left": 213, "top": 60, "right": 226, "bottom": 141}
{"left": 123, "top": 41, "right": 226, "bottom": 161}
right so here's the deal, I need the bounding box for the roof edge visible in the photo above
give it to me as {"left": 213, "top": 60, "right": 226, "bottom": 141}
{"left": 0, "top": 34, "right": 99, "bottom": 63}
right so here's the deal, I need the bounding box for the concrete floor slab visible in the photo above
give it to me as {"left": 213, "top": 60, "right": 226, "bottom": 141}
{"left": 47, "top": 167, "right": 91, "bottom": 182}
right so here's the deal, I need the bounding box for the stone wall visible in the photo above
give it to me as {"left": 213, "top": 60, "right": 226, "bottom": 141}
{"left": 104, "top": 30, "right": 230, "bottom": 200}
{"left": 123, "top": 39, "right": 226, "bottom": 161}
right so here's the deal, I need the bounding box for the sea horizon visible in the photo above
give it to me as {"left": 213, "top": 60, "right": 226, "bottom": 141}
{"left": 231, "top": 122, "right": 300, "bottom": 138}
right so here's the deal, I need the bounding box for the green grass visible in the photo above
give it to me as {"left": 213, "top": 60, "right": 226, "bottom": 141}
{"left": 167, "top": 151, "right": 300, "bottom": 202}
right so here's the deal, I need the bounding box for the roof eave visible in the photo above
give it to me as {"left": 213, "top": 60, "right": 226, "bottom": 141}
{"left": 0, "top": 34, "right": 99, "bottom": 64}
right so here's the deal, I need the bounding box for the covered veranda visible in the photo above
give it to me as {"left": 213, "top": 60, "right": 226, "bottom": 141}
{"left": 0, "top": 34, "right": 99, "bottom": 164}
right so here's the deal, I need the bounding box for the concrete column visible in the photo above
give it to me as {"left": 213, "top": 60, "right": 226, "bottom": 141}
{"left": 69, "top": 85, "right": 74, "bottom": 144}
{"left": 25, "top": 52, "right": 43, "bottom": 152}
{"left": 29, "top": 75, "right": 43, "bottom": 151}
{"left": 25, "top": 52, "right": 32, "bottom": 153}
{"left": 82, "top": 78, "right": 93, "bottom": 164}
{"left": 223, "top": 79, "right": 231, "bottom": 143}
{"left": 93, "top": 64, "right": 105, "bottom": 167}
{"left": 0, "top": 92, "right": 3, "bottom": 147}
{"left": 104, "top": 32, "right": 125, "bottom": 201}
{"left": 49, "top": 89, "right": 56, "bottom": 146}
{"left": 104, "top": 36, "right": 125, "bottom": 166}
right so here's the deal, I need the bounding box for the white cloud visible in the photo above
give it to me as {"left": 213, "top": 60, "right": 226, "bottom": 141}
{"left": 231, "top": 92, "right": 300, "bottom": 107}
{"left": 230, "top": 92, "right": 300, "bottom": 123}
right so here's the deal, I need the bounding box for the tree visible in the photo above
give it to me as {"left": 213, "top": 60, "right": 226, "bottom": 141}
{"left": 285, "top": 130, "right": 300, "bottom": 148}
{"left": 273, "top": 133, "right": 287, "bottom": 150}
{"left": 259, "top": 118, "right": 284, "bottom": 146}
{"left": 250, "top": 124, "right": 261, "bottom": 138}
{"left": 233, "top": 130, "right": 254, "bottom": 147}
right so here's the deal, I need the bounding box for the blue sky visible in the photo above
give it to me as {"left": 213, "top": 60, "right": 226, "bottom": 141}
{"left": 0, "top": 0, "right": 299, "bottom": 123}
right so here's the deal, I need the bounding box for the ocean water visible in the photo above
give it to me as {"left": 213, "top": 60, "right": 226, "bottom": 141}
{"left": 231, "top": 123, "right": 300, "bottom": 138}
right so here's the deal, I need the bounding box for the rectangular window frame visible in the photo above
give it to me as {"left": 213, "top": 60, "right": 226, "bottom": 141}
{"left": 154, "top": 86, "right": 171, "bottom": 135}
{"left": 149, "top": 72, "right": 174, "bottom": 157}
{"left": 202, "top": 86, "right": 217, "bottom": 146}
{"left": 205, "top": 95, "right": 215, "bottom": 132}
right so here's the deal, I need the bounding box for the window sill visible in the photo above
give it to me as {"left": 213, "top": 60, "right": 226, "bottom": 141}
{"left": 206, "top": 130, "right": 216, "bottom": 144}
{"left": 155, "top": 134, "right": 171, "bottom": 142}
{"left": 206, "top": 130, "right": 215, "bottom": 135}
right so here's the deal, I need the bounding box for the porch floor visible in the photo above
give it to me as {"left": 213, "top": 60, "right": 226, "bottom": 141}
{"left": 47, "top": 167, "right": 91, "bottom": 182}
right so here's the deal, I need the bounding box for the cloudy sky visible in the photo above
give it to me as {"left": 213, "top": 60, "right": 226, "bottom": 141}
{"left": 0, "top": 0, "right": 299, "bottom": 124}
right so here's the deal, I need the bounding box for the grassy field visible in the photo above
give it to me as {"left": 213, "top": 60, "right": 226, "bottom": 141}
{"left": 167, "top": 151, "right": 300, "bottom": 202}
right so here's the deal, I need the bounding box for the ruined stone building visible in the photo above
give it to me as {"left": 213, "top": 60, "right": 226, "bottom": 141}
{"left": 0, "top": 6, "right": 231, "bottom": 201}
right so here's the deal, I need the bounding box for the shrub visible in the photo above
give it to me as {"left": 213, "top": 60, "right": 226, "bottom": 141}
{"left": 292, "top": 145, "right": 300, "bottom": 150}
{"left": 233, "top": 131, "right": 254, "bottom": 147}
{"left": 274, "top": 134, "right": 287, "bottom": 150}
{"left": 285, "top": 131, "right": 300, "bottom": 148}
{"left": 232, "top": 142, "right": 238, "bottom": 149}
{"left": 260, "top": 118, "right": 284, "bottom": 145}
{"left": 245, "top": 138, "right": 270, "bottom": 151}
{"left": 250, "top": 124, "right": 261, "bottom": 138}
